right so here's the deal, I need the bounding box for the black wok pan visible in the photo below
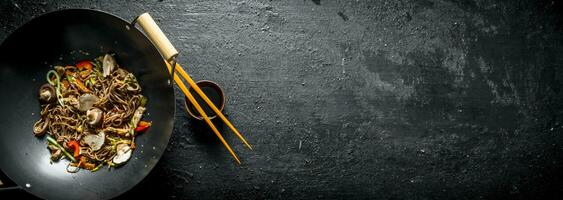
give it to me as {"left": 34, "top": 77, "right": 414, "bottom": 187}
{"left": 0, "top": 9, "right": 175, "bottom": 199}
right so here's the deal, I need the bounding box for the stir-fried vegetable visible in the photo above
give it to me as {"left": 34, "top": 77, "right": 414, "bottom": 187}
{"left": 76, "top": 60, "right": 93, "bottom": 70}
{"left": 78, "top": 69, "right": 92, "bottom": 79}
{"left": 82, "top": 131, "right": 105, "bottom": 151}
{"left": 85, "top": 108, "right": 103, "bottom": 126}
{"left": 91, "top": 56, "right": 103, "bottom": 70}
{"left": 79, "top": 94, "right": 99, "bottom": 112}
{"left": 113, "top": 143, "right": 132, "bottom": 165}
{"left": 78, "top": 156, "right": 96, "bottom": 170}
{"left": 134, "top": 121, "right": 151, "bottom": 132}
{"left": 102, "top": 54, "right": 116, "bottom": 77}
{"left": 91, "top": 163, "right": 104, "bottom": 172}
{"left": 46, "top": 70, "right": 64, "bottom": 106}
{"left": 46, "top": 135, "right": 77, "bottom": 163}
{"left": 67, "top": 75, "right": 91, "bottom": 93}
{"left": 33, "top": 117, "right": 49, "bottom": 136}
{"left": 140, "top": 96, "right": 148, "bottom": 107}
{"left": 38, "top": 84, "right": 56, "bottom": 103}
{"left": 61, "top": 79, "right": 69, "bottom": 88}
{"left": 66, "top": 140, "right": 80, "bottom": 158}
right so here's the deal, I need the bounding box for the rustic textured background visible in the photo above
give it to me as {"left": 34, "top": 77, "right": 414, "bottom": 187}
{"left": 1, "top": 0, "right": 563, "bottom": 199}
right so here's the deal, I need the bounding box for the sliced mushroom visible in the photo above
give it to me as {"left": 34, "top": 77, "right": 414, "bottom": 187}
{"left": 38, "top": 84, "right": 56, "bottom": 103}
{"left": 47, "top": 144, "right": 62, "bottom": 161}
{"left": 47, "top": 144, "right": 58, "bottom": 151}
{"left": 78, "top": 94, "right": 99, "bottom": 112}
{"left": 86, "top": 107, "right": 103, "bottom": 126}
{"left": 33, "top": 117, "right": 49, "bottom": 136}
{"left": 113, "top": 143, "right": 132, "bottom": 165}
{"left": 102, "top": 54, "right": 117, "bottom": 77}
{"left": 130, "top": 106, "right": 146, "bottom": 129}
{"left": 50, "top": 149, "right": 62, "bottom": 161}
{"left": 82, "top": 131, "right": 105, "bottom": 151}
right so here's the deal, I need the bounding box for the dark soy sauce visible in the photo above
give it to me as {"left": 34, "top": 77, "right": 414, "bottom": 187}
{"left": 187, "top": 85, "right": 223, "bottom": 118}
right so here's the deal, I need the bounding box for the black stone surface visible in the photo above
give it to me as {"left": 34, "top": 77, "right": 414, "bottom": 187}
{"left": 1, "top": 0, "right": 563, "bottom": 199}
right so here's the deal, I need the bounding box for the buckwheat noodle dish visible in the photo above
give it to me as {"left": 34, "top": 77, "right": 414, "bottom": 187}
{"left": 33, "top": 53, "right": 152, "bottom": 173}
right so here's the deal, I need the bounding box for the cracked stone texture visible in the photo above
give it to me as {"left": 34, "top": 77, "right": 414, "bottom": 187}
{"left": 1, "top": 0, "right": 563, "bottom": 199}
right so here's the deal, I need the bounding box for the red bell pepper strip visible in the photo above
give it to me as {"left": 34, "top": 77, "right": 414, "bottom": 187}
{"left": 67, "top": 140, "right": 81, "bottom": 158}
{"left": 76, "top": 60, "right": 93, "bottom": 70}
{"left": 134, "top": 121, "right": 151, "bottom": 132}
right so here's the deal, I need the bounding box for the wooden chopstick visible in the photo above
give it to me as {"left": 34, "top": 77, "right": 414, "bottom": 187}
{"left": 165, "top": 62, "right": 241, "bottom": 164}
{"left": 171, "top": 63, "right": 253, "bottom": 150}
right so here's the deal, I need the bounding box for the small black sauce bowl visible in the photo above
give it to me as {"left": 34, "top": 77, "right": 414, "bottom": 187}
{"left": 184, "top": 80, "right": 225, "bottom": 120}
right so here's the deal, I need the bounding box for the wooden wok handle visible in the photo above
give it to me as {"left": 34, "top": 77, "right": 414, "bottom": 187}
{"left": 136, "top": 13, "right": 179, "bottom": 62}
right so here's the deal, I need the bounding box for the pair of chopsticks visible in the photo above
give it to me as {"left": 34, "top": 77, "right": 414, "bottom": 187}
{"left": 164, "top": 62, "right": 252, "bottom": 164}
{"left": 134, "top": 13, "right": 250, "bottom": 164}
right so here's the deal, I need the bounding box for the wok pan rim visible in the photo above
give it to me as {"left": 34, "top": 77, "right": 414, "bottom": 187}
{"left": 0, "top": 8, "right": 177, "bottom": 199}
